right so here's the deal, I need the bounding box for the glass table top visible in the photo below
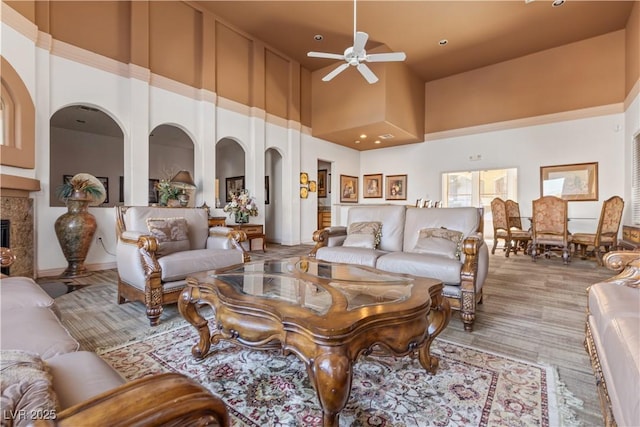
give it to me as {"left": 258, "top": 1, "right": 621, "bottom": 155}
{"left": 205, "top": 257, "right": 415, "bottom": 314}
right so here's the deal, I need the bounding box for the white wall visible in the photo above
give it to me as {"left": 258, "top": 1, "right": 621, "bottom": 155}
{"left": 360, "top": 112, "right": 629, "bottom": 234}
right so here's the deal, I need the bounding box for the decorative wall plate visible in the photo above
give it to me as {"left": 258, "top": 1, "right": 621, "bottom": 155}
{"left": 300, "top": 187, "right": 309, "bottom": 199}
{"left": 309, "top": 181, "right": 317, "bottom": 192}
{"left": 300, "top": 172, "right": 309, "bottom": 185}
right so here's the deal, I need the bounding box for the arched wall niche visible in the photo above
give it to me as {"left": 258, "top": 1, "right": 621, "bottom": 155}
{"left": 149, "top": 124, "right": 195, "bottom": 206}
{"left": 215, "top": 137, "right": 245, "bottom": 205}
{"left": 49, "top": 104, "right": 124, "bottom": 207}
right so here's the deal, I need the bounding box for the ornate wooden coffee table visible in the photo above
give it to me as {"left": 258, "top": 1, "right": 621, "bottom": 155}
{"left": 179, "top": 257, "right": 450, "bottom": 427}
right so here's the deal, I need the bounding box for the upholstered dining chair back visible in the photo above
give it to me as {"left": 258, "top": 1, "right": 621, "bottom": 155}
{"left": 491, "top": 197, "right": 531, "bottom": 257}
{"left": 531, "top": 196, "right": 571, "bottom": 264}
{"left": 572, "top": 195, "right": 624, "bottom": 265}
{"left": 505, "top": 199, "right": 523, "bottom": 230}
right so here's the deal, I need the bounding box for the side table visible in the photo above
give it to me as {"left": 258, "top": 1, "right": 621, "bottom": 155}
{"left": 229, "top": 224, "right": 266, "bottom": 252}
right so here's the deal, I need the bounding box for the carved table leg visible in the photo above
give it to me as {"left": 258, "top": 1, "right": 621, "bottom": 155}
{"left": 309, "top": 351, "right": 352, "bottom": 427}
{"left": 420, "top": 285, "right": 451, "bottom": 374}
{"left": 178, "top": 284, "right": 212, "bottom": 359}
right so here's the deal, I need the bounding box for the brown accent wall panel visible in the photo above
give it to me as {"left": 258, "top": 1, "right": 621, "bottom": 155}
{"left": 215, "top": 22, "right": 251, "bottom": 106}
{"left": 626, "top": 2, "right": 640, "bottom": 95}
{"left": 129, "top": 1, "right": 149, "bottom": 69}
{"left": 149, "top": 2, "right": 201, "bottom": 88}
{"left": 201, "top": 13, "right": 216, "bottom": 92}
{"left": 300, "top": 68, "right": 312, "bottom": 128}
{"left": 49, "top": 1, "right": 131, "bottom": 64}
{"left": 5, "top": 1, "right": 35, "bottom": 23}
{"left": 265, "top": 49, "right": 289, "bottom": 119}
{"left": 425, "top": 31, "right": 625, "bottom": 134}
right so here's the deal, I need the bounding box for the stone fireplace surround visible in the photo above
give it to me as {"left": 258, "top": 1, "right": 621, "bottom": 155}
{"left": 0, "top": 174, "right": 40, "bottom": 278}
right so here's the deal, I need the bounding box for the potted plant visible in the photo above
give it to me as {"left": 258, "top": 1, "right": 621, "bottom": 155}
{"left": 54, "top": 173, "right": 106, "bottom": 279}
{"left": 155, "top": 179, "right": 181, "bottom": 206}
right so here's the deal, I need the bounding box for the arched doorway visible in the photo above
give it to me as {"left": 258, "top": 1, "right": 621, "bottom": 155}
{"left": 149, "top": 124, "right": 195, "bottom": 206}
{"left": 49, "top": 105, "right": 124, "bottom": 207}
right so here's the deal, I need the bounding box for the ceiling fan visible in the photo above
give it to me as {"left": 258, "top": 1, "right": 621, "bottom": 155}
{"left": 307, "top": 0, "right": 406, "bottom": 84}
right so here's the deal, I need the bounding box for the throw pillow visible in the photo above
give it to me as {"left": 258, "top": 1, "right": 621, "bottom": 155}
{"left": 344, "top": 221, "right": 382, "bottom": 249}
{"left": 342, "top": 233, "right": 376, "bottom": 248}
{"left": 413, "top": 227, "right": 464, "bottom": 259}
{"left": 146, "top": 217, "right": 190, "bottom": 257}
{"left": 0, "top": 350, "right": 59, "bottom": 427}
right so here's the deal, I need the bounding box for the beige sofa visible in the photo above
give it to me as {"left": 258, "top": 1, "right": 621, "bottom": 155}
{"left": 115, "top": 206, "right": 248, "bottom": 325}
{"left": 310, "top": 205, "right": 488, "bottom": 331}
{"left": 0, "top": 265, "right": 229, "bottom": 426}
{"left": 584, "top": 250, "right": 640, "bottom": 427}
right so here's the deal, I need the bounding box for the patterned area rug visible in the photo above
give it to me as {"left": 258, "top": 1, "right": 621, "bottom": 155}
{"left": 99, "top": 321, "right": 566, "bottom": 427}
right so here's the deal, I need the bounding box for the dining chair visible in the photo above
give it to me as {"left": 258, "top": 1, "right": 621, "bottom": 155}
{"left": 491, "top": 197, "right": 531, "bottom": 257}
{"left": 505, "top": 199, "right": 531, "bottom": 253}
{"left": 572, "top": 196, "right": 624, "bottom": 265}
{"left": 531, "top": 196, "right": 572, "bottom": 264}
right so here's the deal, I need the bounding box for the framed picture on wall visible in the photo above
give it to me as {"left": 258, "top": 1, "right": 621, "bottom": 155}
{"left": 363, "top": 173, "right": 383, "bottom": 198}
{"left": 318, "top": 169, "right": 327, "bottom": 198}
{"left": 385, "top": 175, "right": 407, "bottom": 200}
{"left": 340, "top": 175, "right": 358, "bottom": 203}
{"left": 148, "top": 179, "right": 159, "bottom": 204}
{"left": 540, "top": 162, "right": 598, "bottom": 201}
{"left": 226, "top": 176, "right": 245, "bottom": 202}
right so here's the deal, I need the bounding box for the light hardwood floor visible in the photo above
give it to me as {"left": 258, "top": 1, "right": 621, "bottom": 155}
{"left": 39, "top": 244, "right": 615, "bottom": 426}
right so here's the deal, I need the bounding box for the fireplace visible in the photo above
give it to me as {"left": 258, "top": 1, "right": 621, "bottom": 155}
{"left": 1, "top": 219, "right": 9, "bottom": 275}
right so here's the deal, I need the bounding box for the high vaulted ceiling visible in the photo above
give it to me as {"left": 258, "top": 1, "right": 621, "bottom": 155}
{"left": 195, "top": 1, "right": 634, "bottom": 83}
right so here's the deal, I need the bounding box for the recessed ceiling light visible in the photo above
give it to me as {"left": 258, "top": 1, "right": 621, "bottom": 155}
{"left": 439, "top": 39, "right": 448, "bottom": 46}
{"left": 314, "top": 34, "right": 324, "bottom": 41}
{"left": 552, "top": 0, "right": 564, "bottom": 7}
{"left": 374, "top": 140, "right": 381, "bottom": 144}
{"left": 355, "top": 140, "right": 360, "bottom": 144}
{"left": 360, "top": 134, "right": 367, "bottom": 139}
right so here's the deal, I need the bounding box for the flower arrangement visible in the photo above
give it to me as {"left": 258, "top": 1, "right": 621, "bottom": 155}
{"left": 56, "top": 173, "right": 106, "bottom": 206}
{"left": 155, "top": 179, "right": 181, "bottom": 206}
{"left": 223, "top": 189, "right": 258, "bottom": 223}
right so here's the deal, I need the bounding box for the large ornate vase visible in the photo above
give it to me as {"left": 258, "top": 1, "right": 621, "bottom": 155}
{"left": 54, "top": 195, "right": 97, "bottom": 279}
{"left": 235, "top": 211, "right": 249, "bottom": 225}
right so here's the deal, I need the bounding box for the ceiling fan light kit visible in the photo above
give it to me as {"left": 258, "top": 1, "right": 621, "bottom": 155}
{"left": 307, "top": 0, "right": 406, "bottom": 84}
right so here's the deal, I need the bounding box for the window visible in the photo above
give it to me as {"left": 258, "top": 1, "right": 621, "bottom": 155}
{"left": 633, "top": 135, "right": 640, "bottom": 225}
{"left": 442, "top": 168, "right": 518, "bottom": 235}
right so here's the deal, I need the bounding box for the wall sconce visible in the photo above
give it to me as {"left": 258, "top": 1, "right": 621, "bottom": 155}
{"left": 170, "top": 170, "right": 196, "bottom": 207}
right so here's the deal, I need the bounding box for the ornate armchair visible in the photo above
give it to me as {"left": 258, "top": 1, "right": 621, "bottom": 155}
{"left": 572, "top": 196, "right": 624, "bottom": 265}
{"left": 491, "top": 198, "right": 530, "bottom": 257}
{"left": 530, "top": 196, "right": 572, "bottom": 264}
{"left": 115, "top": 206, "right": 248, "bottom": 326}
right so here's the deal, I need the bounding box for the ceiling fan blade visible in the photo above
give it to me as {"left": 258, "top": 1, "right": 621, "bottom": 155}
{"left": 357, "top": 63, "right": 379, "bottom": 84}
{"left": 307, "top": 51, "right": 345, "bottom": 61}
{"left": 323, "top": 63, "right": 350, "bottom": 82}
{"left": 366, "top": 52, "right": 407, "bottom": 62}
{"left": 353, "top": 31, "right": 369, "bottom": 54}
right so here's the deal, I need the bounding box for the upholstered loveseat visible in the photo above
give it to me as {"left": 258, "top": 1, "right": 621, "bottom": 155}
{"left": 0, "top": 248, "right": 228, "bottom": 426}
{"left": 310, "top": 205, "right": 488, "bottom": 331}
{"left": 584, "top": 250, "right": 640, "bottom": 427}
{"left": 115, "top": 206, "right": 249, "bottom": 326}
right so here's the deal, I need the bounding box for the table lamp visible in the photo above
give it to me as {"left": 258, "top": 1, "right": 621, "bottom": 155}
{"left": 170, "top": 170, "right": 196, "bottom": 207}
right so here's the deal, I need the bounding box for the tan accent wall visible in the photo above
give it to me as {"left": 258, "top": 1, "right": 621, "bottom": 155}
{"left": 0, "top": 57, "right": 36, "bottom": 169}
{"left": 385, "top": 62, "right": 424, "bottom": 141}
{"left": 626, "top": 1, "right": 640, "bottom": 95}
{"left": 5, "top": 1, "right": 35, "bottom": 22}
{"left": 265, "top": 50, "right": 290, "bottom": 119}
{"left": 129, "top": 1, "right": 149, "bottom": 69}
{"left": 425, "top": 31, "right": 625, "bottom": 134}
{"left": 150, "top": 2, "right": 201, "bottom": 88}
{"left": 46, "top": 1, "right": 131, "bottom": 64}
{"left": 215, "top": 22, "right": 251, "bottom": 106}
{"left": 300, "top": 68, "right": 312, "bottom": 128}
